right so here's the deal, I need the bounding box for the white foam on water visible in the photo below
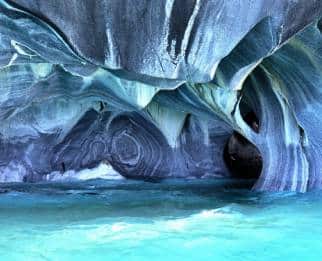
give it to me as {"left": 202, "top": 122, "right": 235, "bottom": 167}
{"left": 45, "top": 163, "right": 124, "bottom": 181}
{"left": 165, "top": 219, "right": 188, "bottom": 231}
{"left": 159, "top": 208, "right": 236, "bottom": 233}
{"left": 194, "top": 209, "right": 231, "bottom": 219}
{"left": 111, "top": 223, "right": 127, "bottom": 232}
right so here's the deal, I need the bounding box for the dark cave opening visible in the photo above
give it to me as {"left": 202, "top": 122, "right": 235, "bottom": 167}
{"left": 223, "top": 131, "right": 262, "bottom": 180}
{"left": 225, "top": 89, "right": 262, "bottom": 180}
{"left": 239, "top": 100, "right": 260, "bottom": 133}
{"left": 317, "top": 19, "right": 322, "bottom": 33}
{"left": 225, "top": 99, "right": 262, "bottom": 180}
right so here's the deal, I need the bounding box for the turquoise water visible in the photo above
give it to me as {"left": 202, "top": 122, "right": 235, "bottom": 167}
{"left": 0, "top": 179, "right": 322, "bottom": 261}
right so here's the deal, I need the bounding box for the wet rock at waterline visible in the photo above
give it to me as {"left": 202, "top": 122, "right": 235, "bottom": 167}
{"left": 0, "top": 0, "right": 322, "bottom": 191}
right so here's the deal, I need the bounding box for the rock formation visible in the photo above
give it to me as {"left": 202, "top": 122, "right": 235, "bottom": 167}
{"left": 0, "top": 0, "right": 322, "bottom": 191}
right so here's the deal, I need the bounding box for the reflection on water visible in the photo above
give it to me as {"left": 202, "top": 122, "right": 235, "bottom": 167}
{"left": 0, "top": 179, "right": 321, "bottom": 260}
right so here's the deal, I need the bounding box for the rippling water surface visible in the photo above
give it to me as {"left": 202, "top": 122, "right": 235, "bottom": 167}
{"left": 0, "top": 179, "right": 321, "bottom": 260}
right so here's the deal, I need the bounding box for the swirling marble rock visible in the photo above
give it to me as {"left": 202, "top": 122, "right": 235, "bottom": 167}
{"left": 7, "top": 0, "right": 322, "bottom": 82}
{"left": 0, "top": 0, "right": 321, "bottom": 191}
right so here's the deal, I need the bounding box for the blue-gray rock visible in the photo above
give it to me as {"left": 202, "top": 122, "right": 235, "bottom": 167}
{"left": 0, "top": 0, "right": 321, "bottom": 192}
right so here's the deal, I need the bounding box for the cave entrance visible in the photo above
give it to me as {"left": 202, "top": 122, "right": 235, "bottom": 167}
{"left": 317, "top": 18, "right": 322, "bottom": 34}
{"left": 223, "top": 131, "right": 262, "bottom": 180}
{"left": 223, "top": 107, "right": 262, "bottom": 181}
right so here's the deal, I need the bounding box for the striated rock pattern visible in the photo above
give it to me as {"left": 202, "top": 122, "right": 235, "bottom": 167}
{"left": 0, "top": 0, "right": 322, "bottom": 191}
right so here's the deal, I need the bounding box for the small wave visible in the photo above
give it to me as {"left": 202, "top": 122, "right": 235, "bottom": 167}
{"left": 45, "top": 163, "right": 124, "bottom": 182}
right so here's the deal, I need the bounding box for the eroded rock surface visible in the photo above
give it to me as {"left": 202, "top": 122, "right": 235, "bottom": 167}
{"left": 0, "top": 0, "right": 322, "bottom": 191}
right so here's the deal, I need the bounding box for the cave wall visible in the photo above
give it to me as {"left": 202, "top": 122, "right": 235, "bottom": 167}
{"left": 0, "top": 0, "right": 322, "bottom": 191}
